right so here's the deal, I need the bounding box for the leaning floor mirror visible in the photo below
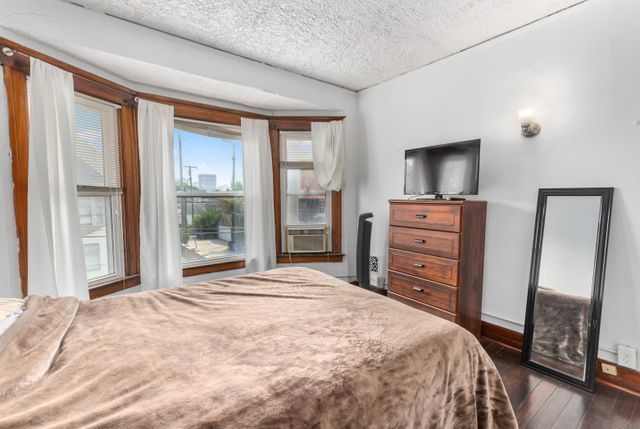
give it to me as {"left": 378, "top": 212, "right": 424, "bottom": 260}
{"left": 522, "top": 188, "right": 614, "bottom": 391}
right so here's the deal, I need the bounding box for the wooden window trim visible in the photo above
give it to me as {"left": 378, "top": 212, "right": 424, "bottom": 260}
{"left": 182, "top": 260, "right": 246, "bottom": 277}
{"left": 269, "top": 120, "right": 343, "bottom": 264}
{"left": 3, "top": 65, "right": 29, "bottom": 297}
{"left": 89, "top": 275, "right": 141, "bottom": 300}
{"left": 1, "top": 37, "right": 345, "bottom": 299}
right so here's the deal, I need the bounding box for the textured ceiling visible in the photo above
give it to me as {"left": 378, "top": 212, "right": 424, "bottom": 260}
{"left": 66, "top": 0, "right": 584, "bottom": 91}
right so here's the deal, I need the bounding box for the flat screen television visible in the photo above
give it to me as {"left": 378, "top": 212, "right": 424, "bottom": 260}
{"left": 404, "top": 139, "right": 480, "bottom": 198}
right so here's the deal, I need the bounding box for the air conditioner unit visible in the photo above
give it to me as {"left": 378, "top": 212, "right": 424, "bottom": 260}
{"left": 286, "top": 225, "right": 328, "bottom": 253}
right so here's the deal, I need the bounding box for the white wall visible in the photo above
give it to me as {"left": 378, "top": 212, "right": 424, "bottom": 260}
{"left": 357, "top": 0, "right": 640, "bottom": 365}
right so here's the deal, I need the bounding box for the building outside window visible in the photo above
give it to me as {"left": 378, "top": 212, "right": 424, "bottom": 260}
{"left": 174, "top": 118, "right": 245, "bottom": 266}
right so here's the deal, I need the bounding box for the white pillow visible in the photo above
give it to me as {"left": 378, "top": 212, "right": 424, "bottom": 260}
{"left": 0, "top": 298, "right": 24, "bottom": 337}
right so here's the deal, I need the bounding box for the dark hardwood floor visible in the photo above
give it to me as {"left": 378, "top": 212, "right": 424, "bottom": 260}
{"left": 481, "top": 339, "right": 640, "bottom": 429}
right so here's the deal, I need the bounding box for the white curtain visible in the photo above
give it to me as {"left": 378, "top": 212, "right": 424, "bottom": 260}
{"left": 28, "top": 59, "right": 88, "bottom": 300}
{"left": 0, "top": 67, "right": 21, "bottom": 298}
{"left": 138, "top": 99, "right": 182, "bottom": 290}
{"left": 241, "top": 118, "right": 276, "bottom": 273}
{"left": 311, "top": 120, "right": 344, "bottom": 191}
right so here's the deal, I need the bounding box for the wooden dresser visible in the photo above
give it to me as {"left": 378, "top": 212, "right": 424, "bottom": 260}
{"left": 387, "top": 199, "right": 487, "bottom": 336}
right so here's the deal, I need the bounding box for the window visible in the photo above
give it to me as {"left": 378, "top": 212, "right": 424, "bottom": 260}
{"left": 174, "top": 118, "right": 244, "bottom": 267}
{"left": 74, "top": 94, "right": 124, "bottom": 285}
{"left": 280, "top": 131, "right": 331, "bottom": 253}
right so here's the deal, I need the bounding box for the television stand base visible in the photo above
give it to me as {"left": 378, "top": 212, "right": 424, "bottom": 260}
{"left": 415, "top": 194, "right": 444, "bottom": 200}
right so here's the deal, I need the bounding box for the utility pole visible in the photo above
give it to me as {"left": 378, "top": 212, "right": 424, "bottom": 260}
{"left": 185, "top": 165, "right": 197, "bottom": 191}
{"left": 231, "top": 141, "right": 237, "bottom": 248}
{"left": 231, "top": 141, "right": 236, "bottom": 191}
{"left": 179, "top": 132, "right": 185, "bottom": 191}
{"left": 179, "top": 132, "right": 187, "bottom": 231}
{"left": 185, "top": 165, "right": 197, "bottom": 224}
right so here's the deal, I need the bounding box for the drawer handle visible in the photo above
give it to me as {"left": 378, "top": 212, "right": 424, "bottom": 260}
{"left": 412, "top": 286, "right": 423, "bottom": 293}
{"left": 414, "top": 239, "right": 426, "bottom": 244}
{"left": 415, "top": 214, "right": 427, "bottom": 219}
{"left": 413, "top": 263, "right": 424, "bottom": 268}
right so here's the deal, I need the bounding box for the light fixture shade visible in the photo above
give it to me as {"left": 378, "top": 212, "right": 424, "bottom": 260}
{"left": 518, "top": 108, "right": 541, "bottom": 137}
{"left": 518, "top": 108, "right": 535, "bottom": 122}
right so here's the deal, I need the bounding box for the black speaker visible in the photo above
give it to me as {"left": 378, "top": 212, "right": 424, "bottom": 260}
{"left": 356, "top": 213, "right": 373, "bottom": 288}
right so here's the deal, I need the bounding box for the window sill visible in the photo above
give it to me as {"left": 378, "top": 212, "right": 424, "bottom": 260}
{"left": 88, "top": 260, "right": 247, "bottom": 299}
{"left": 89, "top": 275, "right": 140, "bottom": 300}
{"left": 183, "top": 259, "right": 246, "bottom": 277}
{"left": 277, "top": 253, "right": 344, "bottom": 264}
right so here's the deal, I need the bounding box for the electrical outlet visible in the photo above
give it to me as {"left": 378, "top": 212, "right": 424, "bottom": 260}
{"left": 618, "top": 345, "right": 637, "bottom": 369}
{"left": 601, "top": 362, "right": 618, "bottom": 376}
{"left": 369, "top": 256, "right": 379, "bottom": 273}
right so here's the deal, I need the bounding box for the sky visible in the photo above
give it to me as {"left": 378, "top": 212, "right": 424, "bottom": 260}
{"left": 173, "top": 128, "right": 243, "bottom": 190}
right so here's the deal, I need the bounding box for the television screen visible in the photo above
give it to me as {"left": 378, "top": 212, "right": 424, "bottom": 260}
{"left": 404, "top": 139, "right": 480, "bottom": 196}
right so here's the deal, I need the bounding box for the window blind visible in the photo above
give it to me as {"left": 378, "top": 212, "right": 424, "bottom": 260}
{"left": 74, "top": 95, "right": 121, "bottom": 188}
{"left": 281, "top": 132, "right": 313, "bottom": 163}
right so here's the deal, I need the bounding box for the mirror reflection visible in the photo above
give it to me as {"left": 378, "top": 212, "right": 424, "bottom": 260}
{"left": 530, "top": 196, "right": 602, "bottom": 381}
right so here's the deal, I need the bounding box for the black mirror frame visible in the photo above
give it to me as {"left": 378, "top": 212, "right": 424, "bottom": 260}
{"left": 521, "top": 187, "right": 614, "bottom": 392}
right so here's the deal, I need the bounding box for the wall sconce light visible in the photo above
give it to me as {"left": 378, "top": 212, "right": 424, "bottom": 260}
{"left": 518, "top": 108, "right": 541, "bottom": 137}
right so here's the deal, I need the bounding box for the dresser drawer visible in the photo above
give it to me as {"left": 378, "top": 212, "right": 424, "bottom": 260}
{"left": 388, "top": 271, "right": 458, "bottom": 313}
{"left": 388, "top": 249, "right": 459, "bottom": 286}
{"left": 389, "top": 226, "right": 460, "bottom": 259}
{"left": 389, "top": 203, "right": 462, "bottom": 232}
{"left": 388, "top": 292, "right": 457, "bottom": 323}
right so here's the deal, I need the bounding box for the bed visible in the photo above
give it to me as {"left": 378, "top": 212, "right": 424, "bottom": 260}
{"left": 0, "top": 267, "right": 516, "bottom": 428}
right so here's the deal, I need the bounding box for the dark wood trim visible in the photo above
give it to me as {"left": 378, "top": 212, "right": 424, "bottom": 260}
{"left": 596, "top": 359, "right": 640, "bottom": 398}
{"left": 90, "top": 258, "right": 248, "bottom": 299}
{"left": 481, "top": 321, "right": 524, "bottom": 351}
{"left": 270, "top": 116, "right": 346, "bottom": 122}
{"left": 481, "top": 321, "right": 640, "bottom": 397}
{"left": 74, "top": 75, "right": 135, "bottom": 106}
{"left": 267, "top": 118, "right": 344, "bottom": 132}
{"left": 89, "top": 275, "right": 140, "bottom": 300}
{"left": 389, "top": 199, "right": 465, "bottom": 205}
{"left": 118, "top": 105, "right": 140, "bottom": 276}
{"left": 269, "top": 125, "right": 282, "bottom": 255}
{"left": 0, "top": 48, "right": 29, "bottom": 74}
{"left": 3, "top": 65, "right": 29, "bottom": 297}
{"left": 140, "top": 92, "right": 264, "bottom": 125}
{"left": 268, "top": 120, "right": 311, "bottom": 131}
{"left": 277, "top": 253, "right": 344, "bottom": 264}
{"left": 182, "top": 260, "right": 246, "bottom": 277}
{"left": 331, "top": 191, "right": 342, "bottom": 254}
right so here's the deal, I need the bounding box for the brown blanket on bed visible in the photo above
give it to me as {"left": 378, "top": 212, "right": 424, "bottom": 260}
{"left": 0, "top": 268, "right": 516, "bottom": 428}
